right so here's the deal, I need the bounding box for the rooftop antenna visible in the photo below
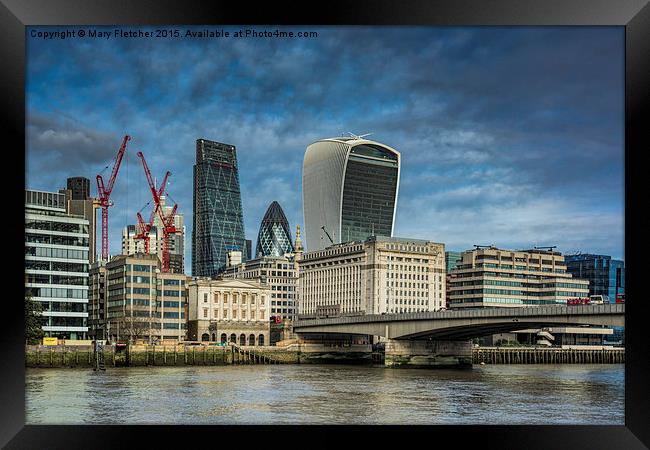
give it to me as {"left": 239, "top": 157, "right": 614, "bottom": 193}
{"left": 346, "top": 132, "right": 373, "bottom": 140}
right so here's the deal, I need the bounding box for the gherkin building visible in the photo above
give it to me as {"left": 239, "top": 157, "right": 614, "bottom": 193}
{"left": 255, "top": 201, "right": 294, "bottom": 257}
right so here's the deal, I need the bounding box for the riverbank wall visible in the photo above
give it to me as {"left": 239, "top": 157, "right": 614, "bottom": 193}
{"left": 25, "top": 342, "right": 372, "bottom": 368}
{"left": 472, "top": 346, "right": 625, "bottom": 364}
{"left": 25, "top": 344, "right": 625, "bottom": 368}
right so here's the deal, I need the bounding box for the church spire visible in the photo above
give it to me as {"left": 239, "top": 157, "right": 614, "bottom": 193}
{"left": 294, "top": 224, "right": 304, "bottom": 254}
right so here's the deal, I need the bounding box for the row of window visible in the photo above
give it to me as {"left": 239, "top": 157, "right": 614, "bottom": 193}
{"left": 26, "top": 233, "right": 89, "bottom": 247}
{"left": 25, "top": 260, "right": 88, "bottom": 273}
{"left": 387, "top": 264, "right": 431, "bottom": 272}
{"left": 386, "top": 247, "right": 432, "bottom": 256}
{"left": 271, "top": 300, "right": 294, "bottom": 306}
{"left": 452, "top": 288, "right": 589, "bottom": 297}
{"left": 386, "top": 281, "right": 432, "bottom": 289}
{"left": 25, "top": 246, "right": 89, "bottom": 260}
{"left": 26, "top": 220, "right": 89, "bottom": 234}
{"left": 474, "top": 263, "right": 565, "bottom": 273}
{"left": 386, "top": 290, "right": 442, "bottom": 298}
{"left": 454, "top": 271, "right": 573, "bottom": 281}
{"left": 40, "top": 302, "right": 87, "bottom": 313}
{"left": 26, "top": 274, "right": 88, "bottom": 286}
{"left": 202, "top": 292, "right": 265, "bottom": 305}
{"left": 449, "top": 297, "right": 565, "bottom": 305}
{"left": 271, "top": 285, "right": 295, "bottom": 291}
{"left": 388, "top": 273, "right": 430, "bottom": 281}
{"left": 27, "top": 286, "right": 88, "bottom": 299}
{"left": 41, "top": 317, "right": 87, "bottom": 327}
{"left": 202, "top": 308, "right": 265, "bottom": 320}
{"left": 270, "top": 308, "right": 295, "bottom": 315}
{"left": 452, "top": 279, "right": 588, "bottom": 290}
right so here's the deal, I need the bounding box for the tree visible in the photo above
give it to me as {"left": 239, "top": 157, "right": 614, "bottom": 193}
{"left": 117, "top": 315, "right": 152, "bottom": 343}
{"left": 25, "top": 294, "right": 44, "bottom": 344}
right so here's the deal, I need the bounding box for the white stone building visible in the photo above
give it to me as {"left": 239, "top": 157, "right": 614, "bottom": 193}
{"left": 299, "top": 236, "right": 445, "bottom": 317}
{"left": 187, "top": 278, "right": 271, "bottom": 345}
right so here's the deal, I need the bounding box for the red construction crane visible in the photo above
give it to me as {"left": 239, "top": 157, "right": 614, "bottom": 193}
{"left": 136, "top": 151, "right": 178, "bottom": 272}
{"left": 158, "top": 201, "right": 178, "bottom": 273}
{"left": 96, "top": 135, "right": 130, "bottom": 261}
{"left": 134, "top": 170, "right": 170, "bottom": 254}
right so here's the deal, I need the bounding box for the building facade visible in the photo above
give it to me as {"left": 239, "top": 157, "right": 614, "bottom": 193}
{"left": 447, "top": 247, "right": 590, "bottom": 309}
{"left": 192, "top": 138, "right": 246, "bottom": 277}
{"left": 121, "top": 224, "right": 160, "bottom": 256}
{"left": 302, "top": 137, "right": 400, "bottom": 252}
{"left": 100, "top": 254, "right": 188, "bottom": 343}
{"left": 220, "top": 255, "right": 299, "bottom": 321}
{"left": 88, "top": 260, "right": 107, "bottom": 340}
{"left": 187, "top": 278, "right": 270, "bottom": 345}
{"left": 564, "top": 253, "right": 625, "bottom": 344}
{"left": 299, "top": 236, "right": 445, "bottom": 317}
{"left": 59, "top": 177, "right": 98, "bottom": 264}
{"left": 255, "top": 201, "right": 294, "bottom": 258}
{"left": 66, "top": 177, "right": 90, "bottom": 200}
{"left": 25, "top": 189, "right": 90, "bottom": 340}
{"left": 564, "top": 254, "right": 624, "bottom": 302}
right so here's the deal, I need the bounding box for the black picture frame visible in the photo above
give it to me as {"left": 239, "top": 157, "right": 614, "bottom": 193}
{"left": 2, "top": 0, "right": 648, "bottom": 448}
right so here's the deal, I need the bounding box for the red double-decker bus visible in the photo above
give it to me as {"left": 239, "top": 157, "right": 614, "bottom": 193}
{"left": 616, "top": 293, "right": 625, "bottom": 304}
{"left": 567, "top": 297, "right": 591, "bottom": 305}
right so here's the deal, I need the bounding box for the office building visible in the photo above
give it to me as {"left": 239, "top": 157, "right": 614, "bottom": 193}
{"left": 121, "top": 224, "right": 160, "bottom": 256}
{"left": 192, "top": 138, "right": 246, "bottom": 277}
{"left": 88, "top": 260, "right": 107, "bottom": 340}
{"left": 220, "top": 253, "right": 299, "bottom": 321}
{"left": 302, "top": 136, "right": 400, "bottom": 251}
{"left": 59, "top": 177, "right": 98, "bottom": 264}
{"left": 187, "top": 278, "right": 270, "bottom": 345}
{"left": 100, "top": 254, "right": 188, "bottom": 343}
{"left": 447, "top": 246, "right": 589, "bottom": 309}
{"left": 445, "top": 251, "right": 462, "bottom": 273}
{"left": 255, "top": 201, "right": 294, "bottom": 258}
{"left": 66, "top": 177, "right": 90, "bottom": 200}
{"left": 564, "top": 254, "right": 624, "bottom": 302}
{"left": 25, "top": 189, "right": 90, "bottom": 340}
{"left": 245, "top": 239, "right": 252, "bottom": 261}
{"left": 564, "top": 253, "right": 625, "bottom": 344}
{"left": 299, "top": 236, "right": 445, "bottom": 317}
{"left": 445, "top": 250, "right": 463, "bottom": 308}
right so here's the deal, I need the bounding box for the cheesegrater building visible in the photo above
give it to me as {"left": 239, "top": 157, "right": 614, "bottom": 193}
{"left": 302, "top": 136, "right": 400, "bottom": 252}
{"left": 192, "top": 139, "right": 246, "bottom": 277}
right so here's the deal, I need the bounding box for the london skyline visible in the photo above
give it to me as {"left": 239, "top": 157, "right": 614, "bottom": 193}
{"left": 25, "top": 26, "right": 625, "bottom": 265}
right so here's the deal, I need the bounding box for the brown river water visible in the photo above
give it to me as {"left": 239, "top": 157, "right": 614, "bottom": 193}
{"left": 25, "top": 364, "right": 624, "bottom": 425}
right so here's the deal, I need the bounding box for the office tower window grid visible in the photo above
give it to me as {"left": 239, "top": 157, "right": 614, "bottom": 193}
{"left": 192, "top": 139, "right": 246, "bottom": 277}
{"left": 256, "top": 201, "right": 294, "bottom": 257}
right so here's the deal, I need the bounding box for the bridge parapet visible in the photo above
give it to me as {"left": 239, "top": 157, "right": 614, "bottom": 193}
{"left": 294, "top": 304, "right": 625, "bottom": 328}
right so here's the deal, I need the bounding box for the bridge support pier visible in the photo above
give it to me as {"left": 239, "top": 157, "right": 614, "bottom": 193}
{"left": 384, "top": 339, "right": 472, "bottom": 368}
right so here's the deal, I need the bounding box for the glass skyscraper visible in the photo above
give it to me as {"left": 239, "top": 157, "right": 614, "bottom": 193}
{"left": 255, "top": 201, "right": 294, "bottom": 258}
{"left": 192, "top": 139, "right": 246, "bottom": 277}
{"left": 564, "top": 254, "right": 625, "bottom": 302}
{"left": 302, "top": 137, "right": 400, "bottom": 251}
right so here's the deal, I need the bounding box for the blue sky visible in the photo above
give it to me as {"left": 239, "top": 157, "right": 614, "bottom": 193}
{"left": 26, "top": 26, "right": 625, "bottom": 270}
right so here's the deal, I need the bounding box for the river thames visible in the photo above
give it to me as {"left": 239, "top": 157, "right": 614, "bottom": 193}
{"left": 26, "top": 364, "right": 624, "bottom": 425}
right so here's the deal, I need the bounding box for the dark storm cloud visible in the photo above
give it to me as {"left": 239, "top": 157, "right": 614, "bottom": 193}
{"left": 26, "top": 26, "right": 625, "bottom": 264}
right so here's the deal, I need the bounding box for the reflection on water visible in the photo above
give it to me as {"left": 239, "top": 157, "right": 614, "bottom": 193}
{"left": 26, "top": 364, "right": 624, "bottom": 425}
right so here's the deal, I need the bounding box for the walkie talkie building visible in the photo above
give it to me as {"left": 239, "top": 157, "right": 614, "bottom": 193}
{"left": 302, "top": 137, "right": 400, "bottom": 252}
{"left": 192, "top": 139, "right": 246, "bottom": 277}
